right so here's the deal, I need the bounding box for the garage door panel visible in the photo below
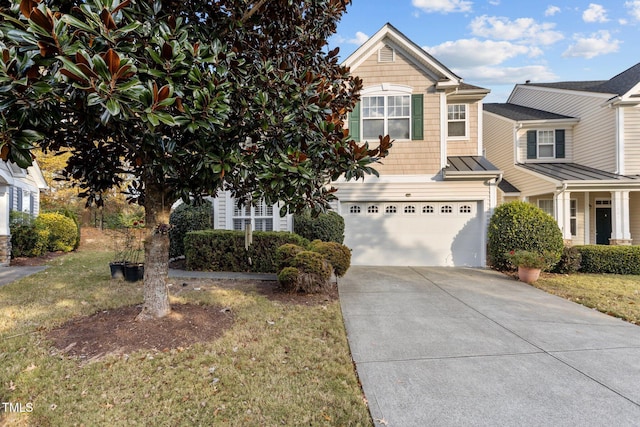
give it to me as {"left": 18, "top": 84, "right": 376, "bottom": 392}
{"left": 343, "top": 201, "right": 483, "bottom": 267}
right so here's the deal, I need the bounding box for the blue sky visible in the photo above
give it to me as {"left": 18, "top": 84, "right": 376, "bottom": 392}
{"left": 329, "top": 0, "right": 640, "bottom": 102}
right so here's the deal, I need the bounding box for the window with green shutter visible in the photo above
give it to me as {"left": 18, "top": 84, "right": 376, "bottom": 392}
{"left": 348, "top": 101, "right": 360, "bottom": 142}
{"left": 526, "top": 129, "right": 566, "bottom": 159}
{"left": 411, "top": 94, "right": 423, "bottom": 140}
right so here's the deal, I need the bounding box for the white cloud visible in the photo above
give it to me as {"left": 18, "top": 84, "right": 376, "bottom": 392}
{"left": 488, "top": 0, "right": 500, "bottom": 5}
{"left": 582, "top": 3, "right": 608, "bottom": 23}
{"left": 619, "top": 18, "right": 629, "bottom": 25}
{"left": 424, "top": 39, "right": 540, "bottom": 68}
{"left": 470, "top": 15, "right": 564, "bottom": 45}
{"left": 412, "top": 0, "right": 472, "bottom": 14}
{"left": 452, "top": 65, "right": 558, "bottom": 85}
{"left": 347, "top": 31, "right": 369, "bottom": 45}
{"left": 562, "top": 30, "right": 621, "bottom": 59}
{"left": 545, "top": 5, "right": 561, "bottom": 16}
{"left": 625, "top": 0, "right": 640, "bottom": 20}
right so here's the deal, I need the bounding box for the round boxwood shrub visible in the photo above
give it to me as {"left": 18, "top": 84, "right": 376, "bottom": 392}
{"left": 10, "top": 212, "right": 49, "bottom": 257}
{"left": 35, "top": 212, "right": 78, "bottom": 252}
{"left": 293, "top": 211, "right": 344, "bottom": 244}
{"left": 289, "top": 251, "right": 332, "bottom": 293}
{"left": 169, "top": 199, "right": 213, "bottom": 258}
{"left": 309, "top": 240, "right": 352, "bottom": 277}
{"left": 276, "top": 243, "right": 305, "bottom": 271}
{"left": 488, "top": 201, "right": 563, "bottom": 271}
{"left": 277, "top": 267, "right": 300, "bottom": 293}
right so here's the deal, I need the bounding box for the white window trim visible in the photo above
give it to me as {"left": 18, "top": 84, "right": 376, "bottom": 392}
{"left": 447, "top": 103, "right": 469, "bottom": 140}
{"left": 361, "top": 94, "right": 411, "bottom": 141}
{"left": 537, "top": 130, "right": 555, "bottom": 159}
{"left": 230, "top": 199, "right": 276, "bottom": 231}
{"left": 570, "top": 199, "right": 577, "bottom": 237}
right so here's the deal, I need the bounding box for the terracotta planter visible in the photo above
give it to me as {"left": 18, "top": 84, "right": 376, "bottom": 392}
{"left": 518, "top": 266, "right": 541, "bottom": 284}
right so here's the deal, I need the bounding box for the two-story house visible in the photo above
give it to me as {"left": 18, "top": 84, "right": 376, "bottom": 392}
{"left": 331, "top": 23, "right": 501, "bottom": 266}
{"left": 484, "top": 62, "right": 640, "bottom": 246}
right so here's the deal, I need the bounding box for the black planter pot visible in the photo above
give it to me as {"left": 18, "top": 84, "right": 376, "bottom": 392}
{"left": 124, "top": 263, "right": 144, "bottom": 282}
{"left": 109, "top": 262, "right": 125, "bottom": 279}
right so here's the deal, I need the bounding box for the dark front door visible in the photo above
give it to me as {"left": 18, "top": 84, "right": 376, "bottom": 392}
{"left": 596, "top": 208, "right": 612, "bottom": 245}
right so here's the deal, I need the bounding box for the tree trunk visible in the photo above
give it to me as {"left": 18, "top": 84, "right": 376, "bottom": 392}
{"left": 136, "top": 182, "right": 172, "bottom": 321}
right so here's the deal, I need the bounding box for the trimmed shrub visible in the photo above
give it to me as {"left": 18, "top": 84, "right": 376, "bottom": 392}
{"left": 576, "top": 245, "right": 640, "bottom": 275}
{"left": 184, "top": 230, "right": 308, "bottom": 273}
{"left": 288, "top": 250, "right": 332, "bottom": 293}
{"left": 277, "top": 267, "right": 300, "bottom": 292}
{"left": 293, "top": 211, "right": 344, "bottom": 244}
{"left": 488, "top": 201, "right": 563, "bottom": 271}
{"left": 35, "top": 212, "right": 78, "bottom": 252}
{"left": 55, "top": 208, "right": 81, "bottom": 250}
{"left": 309, "top": 240, "right": 352, "bottom": 277}
{"left": 552, "top": 246, "right": 582, "bottom": 274}
{"left": 169, "top": 200, "right": 213, "bottom": 258}
{"left": 275, "top": 243, "right": 305, "bottom": 271}
{"left": 9, "top": 211, "right": 49, "bottom": 257}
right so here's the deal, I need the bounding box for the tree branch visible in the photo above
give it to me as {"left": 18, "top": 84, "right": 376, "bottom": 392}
{"left": 240, "top": 0, "right": 270, "bottom": 23}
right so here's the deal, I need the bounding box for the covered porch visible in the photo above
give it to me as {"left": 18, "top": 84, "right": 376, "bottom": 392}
{"left": 517, "top": 163, "right": 640, "bottom": 245}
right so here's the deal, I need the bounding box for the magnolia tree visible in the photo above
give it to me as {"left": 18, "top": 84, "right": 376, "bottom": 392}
{"left": 0, "top": 0, "right": 391, "bottom": 319}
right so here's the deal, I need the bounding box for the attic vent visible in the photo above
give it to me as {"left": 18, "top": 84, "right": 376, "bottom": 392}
{"left": 378, "top": 45, "right": 395, "bottom": 63}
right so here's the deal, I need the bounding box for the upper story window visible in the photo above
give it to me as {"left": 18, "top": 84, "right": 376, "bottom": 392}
{"left": 362, "top": 95, "right": 410, "bottom": 140}
{"left": 447, "top": 104, "right": 467, "bottom": 138}
{"left": 527, "top": 129, "right": 565, "bottom": 160}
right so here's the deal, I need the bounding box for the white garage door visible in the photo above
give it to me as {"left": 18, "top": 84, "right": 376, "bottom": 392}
{"left": 342, "top": 201, "right": 484, "bottom": 267}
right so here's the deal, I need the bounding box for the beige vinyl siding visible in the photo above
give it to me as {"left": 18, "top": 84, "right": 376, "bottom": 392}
{"left": 630, "top": 192, "right": 640, "bottom": 245}
{"left": 515, "top": 127, "right": 574, "bottom": 162}
{"left": 509, "top": 86, "right": 616, "bottom": 171}
{"left": 335, "top": 179, "right": 492, "bottom": 203}
{"left": 624, "top": 107, "right": 640, "bottom": 174}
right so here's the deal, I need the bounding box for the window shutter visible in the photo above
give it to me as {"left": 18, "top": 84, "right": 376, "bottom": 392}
{"left": 348, "top": 102, "right": 360, "bottom": 142}
{"left": 526, "top": 130, "right": 537, "bottom": 159}
{"left": 411, "top": 94, "right": 424, "bottom": 141}
{"left": 555, "top": 129, "right": 565, "bottom": 159}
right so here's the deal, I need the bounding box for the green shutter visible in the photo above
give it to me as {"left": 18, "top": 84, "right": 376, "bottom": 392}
{"left": 348, "top": 101, "right": 360, "bottom": 142}
{"left": 526, "top": 130, "right": 537, "bottom": 159}
{"left": 555, "top": 129, "right": 565, "bottom": 159}
{"left": 411, "top": 94, "right": 424, "bottom": 140}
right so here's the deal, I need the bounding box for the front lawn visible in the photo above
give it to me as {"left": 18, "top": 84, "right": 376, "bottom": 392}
{"left": 532, "top": 273, "right": 640, "bottom": 325}
{"left": 0, "top": 248, "right": 371, "bottom": 426}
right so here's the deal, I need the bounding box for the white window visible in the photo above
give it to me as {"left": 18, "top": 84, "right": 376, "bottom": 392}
{"left": 233, "top": 200, "right": 273, "bottom": 231}
{"left": 459, "top": 204, "right": 472, "bottom": 214}
{"left": 440, "top": 204, "right": 453, "bottom": 214}
{"left": 538, "top": 130, "right": 555, "bottom": 158}
{"left": 404, "top": 205, "right": 416, "bottom": 214}
{"left": 422, "top": 205, "right": 435, "bottom": 214}
{"left": 570, "top": 199, "right": 577, "bottom": 236}
{"left": 447, "top": 104, "right": 467, "bottom": 138}
{"left": 538, "top": 199, "right": 554, "bottom": 217}
{"left": 349, "top": 205, "right": 361, "bottom": 214}
{"left": 367, "top": 205, "right": 379, "bottom": 214}
{"left": 362, "top": 95, "right": 410, "bottom": 140}
{"left": 385, "top": 205, "right": 398, "bottom": 214}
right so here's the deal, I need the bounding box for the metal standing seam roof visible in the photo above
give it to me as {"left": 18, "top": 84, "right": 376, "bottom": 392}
{"left": 498, "top": 178, "right": 520, "bottom": 194}
{"left": 445, "top": 156, "right": 501, "bottom": 172}
{"left": 483, "top": 103, "right": 575, "bottom": 121}
{"left": 517, "top": 162, "right": 640, "bottom": 182}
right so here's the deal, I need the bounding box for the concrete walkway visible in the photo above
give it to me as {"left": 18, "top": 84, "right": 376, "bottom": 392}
{"left": 339, "top": 266, "right": 640, "bottom": 427}
{"left": 0, "top": 266, "right": 47, "bottom": 287}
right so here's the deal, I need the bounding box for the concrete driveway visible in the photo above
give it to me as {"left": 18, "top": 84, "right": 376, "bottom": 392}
{"left": 339, "top": 266, "right": 640, "bottom": 427}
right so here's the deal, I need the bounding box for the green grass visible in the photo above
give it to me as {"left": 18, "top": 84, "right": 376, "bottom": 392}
{"left": 533, "top": 273, "right": 640, "bottom": 324}
{"left": 0, "top": 250, "right": 371, "bottom": 426}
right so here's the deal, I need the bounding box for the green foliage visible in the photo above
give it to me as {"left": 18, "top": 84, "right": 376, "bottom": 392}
{"left": 277, "top": 267, "right": 300, "bottom": 292}
{"left": 505, "top": 250, "right": 548, "bottom": 269}
{"left": 293, "top": 211, "right": 345, "bottom": 243}
{"left": 309, "top": 240, "right": 351, "bottom": 277}
{"left": 169, "top": 200, "right": 213, "bottom": 258}
{"left": 184, "top": 230, "right": 308, "bottom": 273}
{"left": 576, "top": 245, "right": 640, "bottom": 275}
{"left": 9, "top": 212, "right": 49, "bottom": 258}
{"left": 552, "top": 246, "right": 582, "bottom": 274}
{"left": 53, "top": 208, "right": 82, "bottom": 250}
{"left": 35, "top": 212, "right": 79, "bottom": 253}
{"left": 275, "top": 243, "right": 306, "bottom": 271}
{"left": 488, "top": 201, "right": 563, "bottom": 271}
{"left": 285, "top": 250, "right": 333, "bottom": 293}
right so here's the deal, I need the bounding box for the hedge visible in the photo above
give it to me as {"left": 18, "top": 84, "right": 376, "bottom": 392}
{"left": 184, "top": 230, "right": 308, "bottom": 273}
{"left": 576, "top": 245, "right": 640, "bottom": 275}
{"left": 169, "top": 199, "right": 213, "bottom": 258}
{"left": 34, "top": 212, "right": 78, "bottom": 253}
{"left": 293, "top": 211, "right": 344, "bottom": 244}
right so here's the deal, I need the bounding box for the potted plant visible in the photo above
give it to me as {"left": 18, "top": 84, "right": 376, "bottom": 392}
{"left": 506, "top": 250, "right": 546, "bottom": 284}
{"left": 108, "top": 228, "right": 128, "bottom": 279}
{"left": 123, "top": 221, "right": 145, "bottom": 282}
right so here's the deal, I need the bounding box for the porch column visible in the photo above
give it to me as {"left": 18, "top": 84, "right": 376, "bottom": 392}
{"left": 0, "top": 185, "right": 11, "bottom": 266}
{"left": 610, "top": 190, "right": 632, "bottom": 245}
{"left": 584, "top": 192, "right": 590, "bottom": 245}
{"left": 555, "top": 190, "right": 572, "bottom": 243}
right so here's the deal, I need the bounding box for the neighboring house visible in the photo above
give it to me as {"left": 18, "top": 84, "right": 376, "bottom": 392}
{"left": 484, "top": 62, "right": 640, "bottom": 246}
{"left": 0, "top": 160, "right": 48, "bottom": 265}
{"left": 331, "top": 23, "right": 501, "bottom": 266}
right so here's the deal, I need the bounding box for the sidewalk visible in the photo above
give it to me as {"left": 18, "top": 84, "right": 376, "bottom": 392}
{"left": 339, "top": 266, "right": 640, "bottom": 426}
{"left": 0, "top": 266, "right": 47, "bottom": 287}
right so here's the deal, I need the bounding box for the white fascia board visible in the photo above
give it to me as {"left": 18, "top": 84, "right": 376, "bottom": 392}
{"left": 509, "top": 84, "right": 613, "bottom": 102}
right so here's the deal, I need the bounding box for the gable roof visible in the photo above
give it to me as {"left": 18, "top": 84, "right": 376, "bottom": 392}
{"left": 517, "top": 162, "right": 640, "bottom": 186}
{"left": 524, "top": 62, "right": 640, "bottom": 98}
{"left": 342, "top": 23, "right": 488, "bottom": 94}
{"left": 484, "top": 103, "right": 575, "bottom": 122}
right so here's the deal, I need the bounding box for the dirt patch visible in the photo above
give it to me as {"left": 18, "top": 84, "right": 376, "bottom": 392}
{"left": 48, "top": 303, "right": 234, "bottom": 361}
